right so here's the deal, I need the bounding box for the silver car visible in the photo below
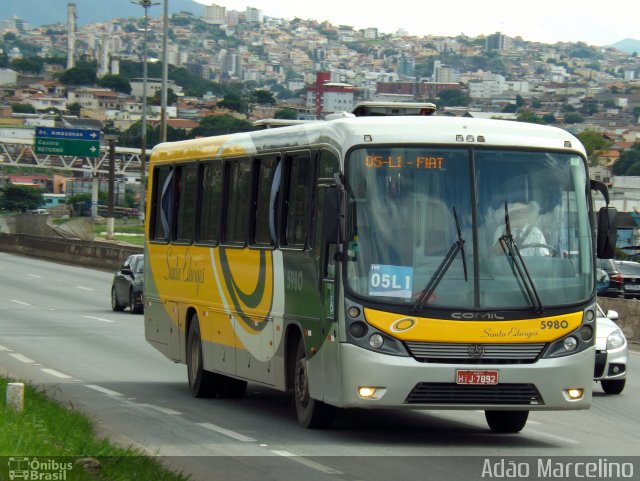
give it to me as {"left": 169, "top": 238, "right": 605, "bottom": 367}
{"left": 594, "top": 304, "right": 628, "bottom": 394}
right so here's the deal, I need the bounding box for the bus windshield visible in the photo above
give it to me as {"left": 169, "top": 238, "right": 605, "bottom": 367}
{"left": 345, "top": 147, "right": 593, "bottom": 310}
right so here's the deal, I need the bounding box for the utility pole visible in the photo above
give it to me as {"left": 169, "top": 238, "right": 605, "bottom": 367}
{"left": 160, "top": 0, "right": 169, "bottom": 143}
{"left": 105, "top": 135, "right": 117, "bottom": 240}
{"left": 132, "top": 0, "right": 159, "bottom": 225}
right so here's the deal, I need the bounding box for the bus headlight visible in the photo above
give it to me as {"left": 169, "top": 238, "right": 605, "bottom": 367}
{"left": 349, "top": 321, "right": 368, "bottom": 338}
{"left": 563, "top": 336, "right": 578, "bottom": 352}
{"left": 579, "top": 325, "right": 593, "bottom": 342}
{"left": 369, "top": 334, "right": 384, "bottom": 349}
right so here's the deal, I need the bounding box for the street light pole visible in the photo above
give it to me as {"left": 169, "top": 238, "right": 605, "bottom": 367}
{"left": 105, "top": 135, "right": 117, "bottom": 240}
{"left": 160, "top": 0, "right": 169, "bottom": 143}
{"left": 132, "top": 0, "right": 158, "bottom": 225}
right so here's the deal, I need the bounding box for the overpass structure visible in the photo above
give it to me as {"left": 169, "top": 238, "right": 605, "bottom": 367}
{"left": 0, "top": 137, "right": 144, "bottom": 177}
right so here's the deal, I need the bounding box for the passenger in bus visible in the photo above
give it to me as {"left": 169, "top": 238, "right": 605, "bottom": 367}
{"left": 493, "top": 201, "right": 550, "bottom": 256}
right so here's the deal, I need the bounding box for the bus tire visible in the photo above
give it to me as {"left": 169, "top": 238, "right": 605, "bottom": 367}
{"left": 187, "top": 317, "right": 217, "bottom": 398}
{"left": 294, "top": 339, "right": 335, "bottom": 429}
{"left": 601, "top": 379, "right": 625, "bottom": 394}
{"left": 485, "top": 410, "right": 528, "bottom": 433}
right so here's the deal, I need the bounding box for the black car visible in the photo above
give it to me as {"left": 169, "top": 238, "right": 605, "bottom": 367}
{"left": 596, "top": 258, "right": 624, "bottom": 298}
{"left": 111, "top": 254, "right": 144, "bottom": 314}
{"left": 615, "top": 260, "right": 640, "bottom": 299}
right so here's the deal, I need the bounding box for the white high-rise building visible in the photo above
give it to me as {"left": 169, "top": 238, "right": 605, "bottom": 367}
{"left": 203, "top": 4, "right": 226, "bottom": 25}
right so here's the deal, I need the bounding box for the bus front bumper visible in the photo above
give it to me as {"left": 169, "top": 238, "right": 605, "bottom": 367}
{"left": 317, "top": 343, "right": 593, "bottom": 410}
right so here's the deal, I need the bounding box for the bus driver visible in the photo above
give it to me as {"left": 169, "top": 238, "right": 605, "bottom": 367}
{"left": 493, "top": 201, "right": 551, "bottom": 256}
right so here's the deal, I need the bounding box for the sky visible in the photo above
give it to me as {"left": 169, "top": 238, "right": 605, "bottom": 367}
{"left": 193, "top": 0, "right": 638, "bottom": 47}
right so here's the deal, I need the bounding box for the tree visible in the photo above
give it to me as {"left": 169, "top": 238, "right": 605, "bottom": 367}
{"left": 218, "top": 92, "right": 247, "bottom": 113}
{"left": 149, "top": 88, "right": 178, "bottom": 106}
{"left": 542, "top": 113, "right": 556, "bottom": 124}
{"left": 274, "top": 109, "right": 298, "bottom": 120}
{"left": 612, "top": 144, "right": 640, "bottom": 175}
{"left": 191, "top": 114, "right": 256, "bottom": 137}
{"left": 576, "top": 130, "right": 612, "bottom": 165}
{"left": 59, "top": 66, "right": 97, "bottom": 86}
{"left": 67, "top": 102, "right": 82, "bottom": 116}
{"left": 10, "top": 103, "right": 35, "bottom": 114}
{"left": 10, "top": 57, "right": 43, "bottom": 74}
{"left": 250, "top": 89, "right": 276, "bottom": 105}
{"left": 517, "top": 110, "right": 542, "bottom": 124}
{"left": 0, "top": 185, "right": 44, "bottom": 212}
{"left": 624, "top": 162, "right": 640, "bottom": 176}
{"left": 97, "top": 74, "right": 132, "bottom": 94}
{"left": 563, "top": 112, "right": 584, "bottom": 124}
{"left": 437, "top": 89, "right": 469, "bottom": 107}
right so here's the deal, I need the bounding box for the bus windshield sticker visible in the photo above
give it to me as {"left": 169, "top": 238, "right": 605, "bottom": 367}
{"left": 368, "top": 264, "right": 413, "bottom": 298}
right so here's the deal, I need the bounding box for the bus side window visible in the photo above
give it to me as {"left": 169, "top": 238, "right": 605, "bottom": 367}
{"left": 197, "top": 159, "right": 223, "bottom": 244}
{"left": 314, "top": 149, "right": 340, "bottom": 278}
{"left": 150, "top": 165, "right": 173, "bottom": 242}
{"left": 222, "top": 158, "right": 252, "bottom": 245}
{"left": 253, "top": 156, "right": 280, "bottom": 246}
{"left": 284, "top": 151, "right": 312, "bottom": 248}
{"left": 174, "top": 163, "right": 198, "bottom": 243}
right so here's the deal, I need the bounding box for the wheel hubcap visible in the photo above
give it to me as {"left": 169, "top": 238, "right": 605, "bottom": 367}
{"left": 295, "top": 359, "right": 309, "bottom": 407}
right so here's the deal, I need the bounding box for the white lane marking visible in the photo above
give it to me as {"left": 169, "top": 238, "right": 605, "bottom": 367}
{"left": 77, "top": 286, "right": 94, "bottom": 291}
{"left": 10, "top": 299, "right": 31, "bottom": 306}
{"left": 41, "top": 368, "right": 73, "bottom": 379}
{"left": 82, "top": 315, "right": 115, "bottom": 323}
{"left": 9, "top": 353, "right": 35, "bottom": 364}
{"left": 270, "top": 450, "right": 344, "bottom": 475}
{"left": 198, "top": 423, "right": 257, "bottom": 442}
{"left": 85, "top": 385, "right": 123, "bottom": 397}
{"left": 525, "top": 429, "right": 580, "bottom": 445}
{"left": 0, "top": 344, "right": 9, "bottom": 351}
{"left": 137, "top": 403, "right": 182, "bottom": 415}
{"left": 26, "top": 274, "right": 42, "bottom": 278}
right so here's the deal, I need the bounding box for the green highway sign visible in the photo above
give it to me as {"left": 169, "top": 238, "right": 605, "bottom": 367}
{"left": 34, "top": 127, "right": 101, "bottom": 158}
{"left": 35, "top": 137, "right": 100, "bottom": 157}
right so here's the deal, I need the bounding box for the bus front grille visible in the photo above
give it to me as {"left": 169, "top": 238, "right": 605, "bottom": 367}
{"left": 405, "top": 383, "right": 544, "bottom": 405}
{"left": 404, "top": 342, "right": 546, "bottom": 364}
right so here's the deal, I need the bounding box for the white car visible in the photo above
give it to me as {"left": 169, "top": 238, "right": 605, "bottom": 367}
{"left": 594, "top": 304, "right": 628, "bottom": 394}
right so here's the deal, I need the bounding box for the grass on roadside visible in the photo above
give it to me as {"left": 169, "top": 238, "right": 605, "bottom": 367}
{"left": 0, "top": 378, "right": 190, "bottom": 481}
{"left": 93, "top": 222, "right": 145, "bottom": 246}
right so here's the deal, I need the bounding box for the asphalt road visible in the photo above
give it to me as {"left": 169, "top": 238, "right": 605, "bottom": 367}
{"left": 1, "top": 252, "right": 639, "bottom": 481}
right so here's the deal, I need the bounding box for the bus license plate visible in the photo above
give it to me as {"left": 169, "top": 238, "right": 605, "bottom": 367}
{"left": 456, "top": 370, "right": 499, "bottom": 385}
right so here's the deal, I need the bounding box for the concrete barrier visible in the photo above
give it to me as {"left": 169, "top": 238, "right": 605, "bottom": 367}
{"left": 0, "top": 233, "right": 142, "bottom": 272}
{"left": 597, "top": 297, "right": 640, "bottom": 344}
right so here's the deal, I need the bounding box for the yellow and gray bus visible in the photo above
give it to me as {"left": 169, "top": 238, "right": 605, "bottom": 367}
{"left": 143, "top": 109, "right": 616, "bottom": 432}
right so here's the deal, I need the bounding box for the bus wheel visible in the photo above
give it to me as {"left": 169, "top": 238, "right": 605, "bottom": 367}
{"left": 485, "top": 410, "right": 529, "bottom": 433}
{"left": 294, "top": 339, "right": 335, "bottom": 428}
{"left": 601, "top": 379, "right": 625, "bottom": 394}
{"left": 187, "top": 317, "right": 217, "bottom": 398}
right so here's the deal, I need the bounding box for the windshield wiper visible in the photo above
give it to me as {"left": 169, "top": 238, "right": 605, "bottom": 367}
{"left": 412, "top": 207, "right": 467, "bottom": 311}
{"left": 497, "top": 202, "right": 544, "bottom": 313}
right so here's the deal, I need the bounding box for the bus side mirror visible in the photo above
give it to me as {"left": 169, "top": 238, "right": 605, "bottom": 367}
{"left": 597, "top": 207, "right": 617, "bottom": 259}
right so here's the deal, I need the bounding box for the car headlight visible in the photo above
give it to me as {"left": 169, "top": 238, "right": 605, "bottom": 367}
{"left": 606, "top": 329, "right": 626, "bottom": 350}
